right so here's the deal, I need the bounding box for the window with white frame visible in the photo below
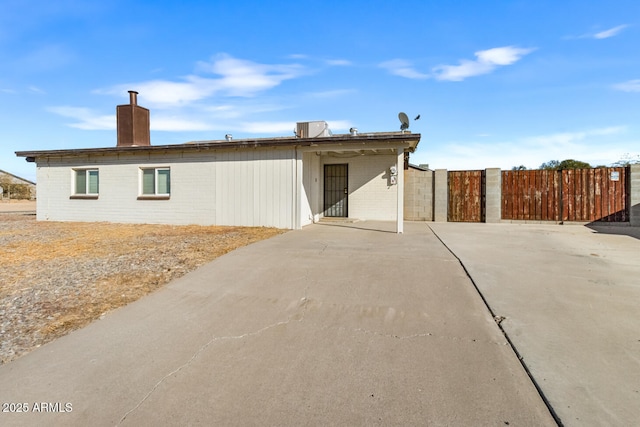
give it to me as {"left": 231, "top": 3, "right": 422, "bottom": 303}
{"left": 140, "top": 167, "right": 170, "bottom": 196}
{"left": 74, "top": 169, "right": 99, "bottom": 196}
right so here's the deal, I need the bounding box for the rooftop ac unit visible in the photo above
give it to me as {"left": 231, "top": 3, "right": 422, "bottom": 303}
{"left": 296, "top": 121, "right": 330, "bottom": 138}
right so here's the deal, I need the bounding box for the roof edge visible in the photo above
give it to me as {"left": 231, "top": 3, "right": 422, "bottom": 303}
{"left": 16, "top": 132, "right": 421, "bottom": 159}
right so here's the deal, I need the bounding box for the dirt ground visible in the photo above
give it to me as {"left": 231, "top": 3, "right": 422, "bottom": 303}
{"left": 0, "top": 211, "right": 285, "bottom": 364}
{"left": 0, "top": 199, "right": 37, "bottom": 212}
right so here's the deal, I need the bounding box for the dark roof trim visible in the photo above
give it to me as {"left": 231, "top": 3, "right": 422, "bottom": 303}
{"left": 16, "top": 132, "right": 420, "bottom": 159}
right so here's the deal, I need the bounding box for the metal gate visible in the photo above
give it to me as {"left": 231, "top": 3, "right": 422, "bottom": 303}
{"left": 324, "top": 164, "right": 348, "bottom": 217}
{"left": 448, "top": 170, "right": 484, "bottom": 222}
{"left": 502, "top": 167, "right": 629, "bottom": 222}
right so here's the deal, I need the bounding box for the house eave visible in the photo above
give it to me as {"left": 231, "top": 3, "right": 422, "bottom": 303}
{"left": 15, "top": 132, "right": 421, "bottom": 161}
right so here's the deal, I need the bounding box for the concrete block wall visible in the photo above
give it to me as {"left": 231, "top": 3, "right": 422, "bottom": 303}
{"left": 406, "top": 165, "right": 640, "bottom": 225}
{"left": 631, "top": 164, "right": 640, "bottom": 226}
{"left": 433, "top": 170, "right": 449, "bottom": 222}
{"left": 404, "top": 168, "right": 433, "bottom": 221}
{"left": 484, "top": 168, "right": 501, "bottom": 223}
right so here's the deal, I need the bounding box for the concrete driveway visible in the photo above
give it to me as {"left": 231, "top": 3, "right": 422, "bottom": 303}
{"left": 429, "top": 222, "right": 640, "bottom": 427}
{"left": 0, "top": 221, "right": 554, "bottom": 426}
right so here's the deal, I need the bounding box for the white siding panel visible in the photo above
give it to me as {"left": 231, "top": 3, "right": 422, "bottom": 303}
{"left": 36, "top": 148, "right": 297, "bottom": 228}
{"left": 214, "top": 148, "right": 296, "bottom": 228}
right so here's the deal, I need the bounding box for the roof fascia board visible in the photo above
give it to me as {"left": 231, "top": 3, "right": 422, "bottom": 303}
{"left": 16, "top": 133, "right": 420, "bottom": 160}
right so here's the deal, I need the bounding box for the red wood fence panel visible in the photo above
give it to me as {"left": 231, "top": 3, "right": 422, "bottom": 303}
{"left": 562, "top": 167, "right": 628, "bottom": 222}
{"left": 502, "top": 167, "right": 629, "bottom": 222}
{"left": 502, "top": 170, "right": 559, "bottom": 220}
{"left": 448, "top": 170, "right": 484, "bottom": 222}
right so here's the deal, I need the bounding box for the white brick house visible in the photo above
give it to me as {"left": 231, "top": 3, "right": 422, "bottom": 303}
{"left": 15, "top": 93, "right": 420, "bottom": 231}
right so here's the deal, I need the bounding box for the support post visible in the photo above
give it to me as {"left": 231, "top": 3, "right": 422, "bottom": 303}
{"left": 484, "top": 168, "right": 502, "bottom": 223}
{"left": 397, "top": 148, "right": 404, "bottom": 234}
{"left": 434, "top": 169, "right": 448, "bottom": 222}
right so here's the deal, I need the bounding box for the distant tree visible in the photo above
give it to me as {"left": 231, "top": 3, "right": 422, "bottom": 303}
{"left": 558, "top": 159, "right": 591, "bottom": 169}
{"left": 511, "top": 165, "right": 528, "bottom": 171}
{"left": 539, "top": 160, "right": 560, "bottom": 170}
{"left": 539, "top": 159, "right": 591, "bottom": 170}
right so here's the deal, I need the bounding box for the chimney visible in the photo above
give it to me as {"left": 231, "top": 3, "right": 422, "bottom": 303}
{"left": 117, "top": 90, "right": 150, "bottom": 147}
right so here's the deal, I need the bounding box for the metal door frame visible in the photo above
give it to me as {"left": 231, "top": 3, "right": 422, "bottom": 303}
{"left": 323, "top": 164, "right": 348, "bottom": 217}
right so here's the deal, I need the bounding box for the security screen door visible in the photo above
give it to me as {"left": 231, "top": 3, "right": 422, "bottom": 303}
{"left": 324, "top": 164, "right": 348, "bottom": 217}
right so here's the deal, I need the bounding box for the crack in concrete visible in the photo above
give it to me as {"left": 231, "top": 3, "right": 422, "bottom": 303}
{"left": 427, "top": 224, "right": 563, "bottom": 426}
{"left": 342, "top": 326, "right": 508, "bottom": 345}
{"left": 117, "top": 290, "right": 311, "bottom": 425}
{"left": 317, "top": 241, "right": 329, "bottom": 255}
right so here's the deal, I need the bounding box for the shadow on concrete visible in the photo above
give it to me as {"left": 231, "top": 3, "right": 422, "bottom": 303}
{"left": 586, "top": 223, "right": 640, "bottom": 240}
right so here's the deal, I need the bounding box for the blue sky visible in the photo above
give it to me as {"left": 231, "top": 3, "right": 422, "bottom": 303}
{"left": 2, "top": 0, "right": 639, "bottom": 182}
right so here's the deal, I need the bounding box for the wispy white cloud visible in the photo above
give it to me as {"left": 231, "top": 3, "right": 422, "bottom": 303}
{"left": 305, "top": 89, "right": 356, "bottom": 99}
{"left": 613, "top": 79, "right": 640, "bottom": 92}
{"left": 422, "top": 126, "right": 628, "bottom": 170}
{"left": 97, "top": 54, "right": 306, "bottom": 108}
{"left": 379, "top": 59, "right": 429, "bottom": 79}
{"left": 46, "top": 105, "right": 296, "bottom": 134}
{"left": 237, "top": 121, "right": 297, "bottom": 134}
{"left": 17, "top": 44, "right": 75, "bottom": 70}
{"left": 97, "top": 78, "right": 214, "bottom": 107}
{"left": 326, "top": 120, "right": 352, "bottom": 132}
{"left": 566, "top": 24, "right": 629, "bottom": 40}
{"left": 47, "top": 106, "right": 115, "bottom": 130}
{"left": 325, "top": 59, "right": 352, "bottom": 66}
{"left": 432, "top": 46, "right": 536, "bottom": 81}
{"left": 150, "top": 116, "right": 216, "bottom": 131}
{"left": 51, "top": 53, "right": 354, "bottom": 135}
{"left": 197, "top": 54, "right": 305, "bottom": 96}
{"left": 594, "top": 24, "right": 628, "bottom": 39}
{"left": 28, "top": 85, "right": 46, "bottom": 94}
{"left": 520, "top": 126, "right": 624, "bottom": 149}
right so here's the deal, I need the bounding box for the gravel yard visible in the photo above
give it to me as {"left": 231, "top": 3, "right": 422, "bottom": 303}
{"left": 0, "top": 211, "right": 285, "bottom": 364}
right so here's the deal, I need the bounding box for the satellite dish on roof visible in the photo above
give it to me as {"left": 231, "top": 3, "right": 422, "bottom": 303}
{"left": 398, "top": 112, "right": 410, "bottom": 131}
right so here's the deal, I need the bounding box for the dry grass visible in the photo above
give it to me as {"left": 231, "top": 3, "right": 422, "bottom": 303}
{"left": 0, "top": 214, "right": 286, "bottom": 364}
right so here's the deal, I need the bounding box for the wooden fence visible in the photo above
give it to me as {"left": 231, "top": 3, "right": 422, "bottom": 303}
{"left": 448, "top": 170, "right": 484, "bottom": 222}
{"left": 501, "top": 167, "right": 629, "bottom": 222}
